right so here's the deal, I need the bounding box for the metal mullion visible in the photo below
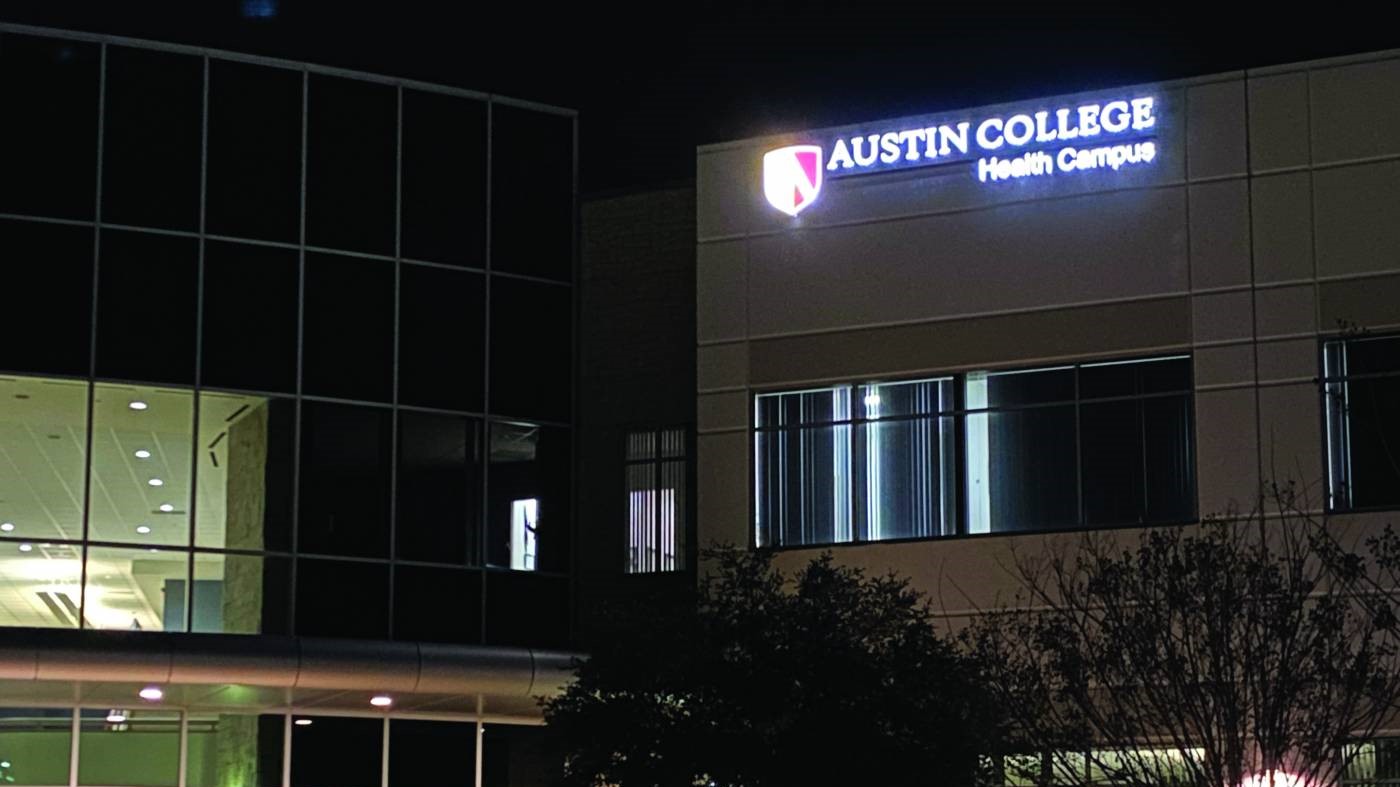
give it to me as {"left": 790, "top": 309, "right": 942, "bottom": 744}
{"left": 184, "top": 53, "right": 210, "bottom": 635}
{"left": 479, "top": 97, "right": 493, "bottom": 641}
{"left": 1074, "top": 367, "right": 1084, "bottom": 527}
{"left": 78, "top": 41, "right": 107, "bottom": 632}
{"left": 68, "top": 706, "right": 80, "bottom": 787}
{"left": 289, "top": 66, "right": 309, "bottom": 635}
{"left": 953, "top": 376, "right": 968, "bottom": 535}
{"left": 387, "top": 83, "right": 403, "bottom": 638}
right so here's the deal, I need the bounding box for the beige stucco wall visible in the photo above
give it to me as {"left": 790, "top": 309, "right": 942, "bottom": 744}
{"left": 695, "top": 49, "right": 1400, "bottom": 612}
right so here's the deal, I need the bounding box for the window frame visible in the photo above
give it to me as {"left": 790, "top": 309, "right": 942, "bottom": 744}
{"left": 622, "top": 425, "right": 693, "bottom": 574}
{"left": 1321, "top": 331, "right": 1400, "bottom": 515}
{"left": 750, "top": 354, "right": 1198, "bottom": 551}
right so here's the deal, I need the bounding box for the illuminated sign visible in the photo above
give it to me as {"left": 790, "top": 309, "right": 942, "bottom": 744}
{"left": 762, "top": 95, "right": 1159, "bottom": 215}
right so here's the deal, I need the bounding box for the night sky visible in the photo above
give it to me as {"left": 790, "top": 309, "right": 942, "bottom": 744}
{"left": 5, "top": 2, "right": 1398, "bottom": 195}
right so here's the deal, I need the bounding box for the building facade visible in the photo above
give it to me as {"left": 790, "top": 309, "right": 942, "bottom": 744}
{"left": 696, "top": 50, "right": 1400, "bottom": 619}
{"left": 0, "top": 23, "right": 575, "bottom": 786}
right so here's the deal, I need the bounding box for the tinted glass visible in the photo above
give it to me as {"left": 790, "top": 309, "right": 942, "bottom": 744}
{"left": 484, "top": 571, "right": 569, "bottom": 648}
{"left": 0, "top": 540, "right": 83, "bottom": 628}
{"left": 486, "top": 423, "right": 569, "bottom": 572}
{"left": 755, "top": 424, "right": 852, "bottom": 547}
{"left": 399, "top": 265, "right": 484, "bottom": 411}
{"left": 290, "top": 715, "right": 381, "bottom": 787}
{"left": 302, "top": 252, "right": 394, "bottom": 402}
{"left": 298, "top": 402, "right": 391, "bottom": 558}
{"left": 79, "top": 709, "right": 180, "bottom": 786}
{"left": 96, "top": 230, "right": 198, "bottom": 384}
{"left": 84, "top": 546, "right": 188, "bottom": 631}
{"left": 102, "top": 46, "right": 202, "bottom": 230}
{"left": 393, "top": 565, "right": 481, "bottom": 644}
{"left": 0, "top": 219, "right": 93, "bottom": 376}
{"left": 1344, "top": 374, "right": 1400, "bottom": 508}
{"left": 985, "top": 366, "right": 1075, "bottom": 408}
{"left": 489, "top": 278, "right": 571, "bottom": 422}
{"left": 206, "top": 60, "right": 302, "bottom": 242}
{"left": 0, "top": 34, "right": 99, "bottom": 219}
{"left": 390, "top": 720, "right": 476, "bottom": 786}
{"left": 0, "top": 708, "right": 73, "bottom": 786}
{"left": 491, "top": 105, "right": 573, "bottom": 281}
{"left": 481, "top": 723, "right": 563, "bottom": 787}
{"left": 755, "top": 386, "right": 850, "bottom": 428}
{"left": 293, "top": 558, "right": 388, "bottom": 639}
{"left": 402, "top": 90, "right": 486, "bottom": 266}
{"left": 191, "top": 552, "right": 291, "bottom": 635}
{"left": 306, "top": 75, "right": 396, "bottom": 254}
{"left": 1079, "top": 356, "right": 1191, "bottom": 399}
{"left": 202, "top": 241, "right": 299, "bottom": 393}
{"left": 853, "top": 416, "right": 957, "bottom": 539}
{"left": 88, "top": 383, "right": 192, "bottom": 546}
{"left": 397, "top": 412, "right": 480, "bottom": 564}
{"left": 185, "top": 713, "right": 284, "bottom": 787}
{"left": 0, "top": 376, "right": 88, "bottom": 545}
{"left": 197, "top": 392, "right": 295, "bottom": 552}
{"left": 984, "top": 405, "right": 1078, "bottom": 531}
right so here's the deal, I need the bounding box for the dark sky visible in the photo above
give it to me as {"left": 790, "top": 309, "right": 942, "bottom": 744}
{"left": 4, "top": 2, "right": 1398, "bottom": 195}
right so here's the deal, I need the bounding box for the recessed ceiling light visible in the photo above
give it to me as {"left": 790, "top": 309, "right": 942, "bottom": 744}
{"left": 106, "top": 711, "right": 127, "bottom": 724}
{"left": 158, "top": 504, "right": 174, "bottom": 513}
{"left": 138, "top": 686, "right": 164, "bottom": 701}
{"left": 294, "top": 718, "right": 313, "bottom": 726}
{"left": 369, "top": 695, "right": 393, "bottom": 708}
{"left": 0, "top": 522, "right": 13, "bottom": 532}
{"left": 128, "top": 401, "right": 148, "bottom": 411}
{"left": 147, "top": 478, "right": 164, "bottom": 487}
{"left": 134, "top": 449, "right": 151, "bottom": 459}
{"left": 136, "top": 525, "right": 151, "bottom": 535}
{"left": 18, "top": 544, "right": 32, "bottom": 553}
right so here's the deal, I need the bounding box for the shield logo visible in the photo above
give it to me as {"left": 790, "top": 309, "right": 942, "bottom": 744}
{"left": 763, "top": 145, "right": 823, "bottom": 217}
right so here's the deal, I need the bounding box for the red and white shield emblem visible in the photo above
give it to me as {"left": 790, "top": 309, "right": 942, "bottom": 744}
{"left": 763, "top": 145, "right": 823, "bottom": 217}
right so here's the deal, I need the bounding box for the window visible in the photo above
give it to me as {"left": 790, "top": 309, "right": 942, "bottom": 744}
{"left": 1344, "top": 737, "right": 1400, "bottom": 787}
{"left": 1325, "top": 334, "right": 1400, "bottom": 511}
{"left": 755, "top": 357, "right": 1195, "bottom": 548}
{"left": 624, "top": 428, "right": 688, "bottom": 573}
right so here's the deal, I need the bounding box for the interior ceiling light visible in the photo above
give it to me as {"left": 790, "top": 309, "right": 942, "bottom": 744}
{"left": 134, "top": 449, "right": 151, "bottom": 459}
{"left": 128, "top": 401, "right": 148, "bottom": 411}
{"left": 18, "top": 544, "right": 33, "bottom": 553}
{"left": 294, "top": 718, "right": 313, "bottom": 726}
{"left": 0, "top": 522, "right": 13, "bottom": 532}
{"left": 158, "top": 504, "right": 174, "bottom": 513}
{"left": 147, "top": 478, "right": 164, "bottom": 487}
{"left": 106, "top": 710, "right": 127, "bottom": 724}
{"left": 369, "top": 695, "right": 393, "bottom": 708}
{"left": 138, "top": 686, "right": 164, "bottom": 701}
{"left": 136, "top": 525, "right": 151, "bottom": 535}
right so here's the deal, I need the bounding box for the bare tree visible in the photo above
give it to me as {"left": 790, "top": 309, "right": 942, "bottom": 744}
{"left": 963, "top": 482, "right": 1400, "bottom": 787}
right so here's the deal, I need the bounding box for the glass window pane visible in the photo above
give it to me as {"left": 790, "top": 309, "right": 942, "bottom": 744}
{"left": 754, "top": 424, "right": 853, "bottom": 548}
{"left": 1079, "top": 355, "right": 1191, "bottom": 399}
{"left": 0, "top": 33, "right": 99, "bottom": 220}
{"left": 402, "top": 90, "right": 486, "bottom": 266}
{"left": 755, "top": 386, "right": 849, "bottom": 428}
{"left": 290, "top": 716, "right": 381, "bottom": 787}
{"left": 389, "top": 720, "right": 475, "bottom": 786}
{"left": 293, "top": 558, "right": 388, "bottom": 639}
{"left": 625, "top": 431, "right": 655, "bottom": 461}
{"left": 185, "top": 712, "right": 284, "bottom": 787}
{"left": 206, "top": 60, "right": 302, "bottom": 242}
{"left": 484, "top": 571, "right": 568, "bottom": 648}
{"left": 298, "top": 402, "right": 391, "bottom": 559}
{"left": 197, "top": 392, "right": 294, "bottom": 552}
{"left": 302, "top": 253, "right": 395, "bottom": 402}
{"left": 1339, "top": 334, "right": 1400, "bottom": 377}
{"left": 102, "top": 46, "right": 202, "bottom": 231}
{"left": 984, "top": 366, "right": 1075, "bottom": 408}
{"left": 489, "top": 278, "right": 571, "bottom": 422}
{"left": 202, "top": 242, "right": 299, "bottom": 394}
{"left": 481, "top": 723, "right": 562, "bottom": 787}
{"left": 858, "top": 377, "right": 954, "bottom": 418}
{"left": 397, "top": 412, "right": 480, "bottom": 564}
{"left": 1143, "top": 395, "right": 1195, "bottom": 522}
{"left": 486, "top": 423, "right": 569, "bottom": 572}
{"left": 191, "top": 552, "right": 290, "bottom": 635}
{"left": 0, "top": 540, "right": 83, "bottom": 628}
{"left": 399, "top": 265, "right": 484, "bottom": 411}
{"left": 89, "top": 384, "right": 193, "bottom": 547}
{"left": 79, "top": 709, "right": 181, "bottom": 787}
{"left": 306, "top": 75, "right": 396, "bottom": 255}
{"left": 392, "top": 565, "right": 481, "bottom": 644}
{"left": 853, "top": 416, "right": 957, "bottom": 540}
{"left": 979, "top": 405, "right": 1078, "bottom": 532}
{"left": 0, "top": 375, "right": 88, "bottom": 544}
{"left": 624, "top": 462, "right": 656, "bottom": 573}
{"left": 96, "top": 230, "right": 198, "bottom": 384}
{"left": 0, "top": 708, "right": 72, "bottom": 786}
{"left": 1340, "top": 373, "right": 1400, "bottom": 509}
{"left": 1080, "top": 399, "right": 1146, "bottom": 525}
{"left": 84, "top": 546, "right": 188, "bottom": 631}
{"left": 491, "top": 105, "right": 573, "bottom": 281}
{"left": 0, "top": 220, "right": 94, "bottom": 377}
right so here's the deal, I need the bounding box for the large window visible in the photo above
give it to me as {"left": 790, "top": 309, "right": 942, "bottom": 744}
{"left": 754, "top": 357, "right": 1195, "bottom": 548}
{"left": 624, "top": 428, "right": 688, "bottom": 573}
{"left": 1325, "top": 334, "right": 1400, "bottom": 511}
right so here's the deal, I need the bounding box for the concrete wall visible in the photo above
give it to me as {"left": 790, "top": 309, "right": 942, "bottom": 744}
{"left": 695, "top": 50, "right": 1400, "bottom": 612}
